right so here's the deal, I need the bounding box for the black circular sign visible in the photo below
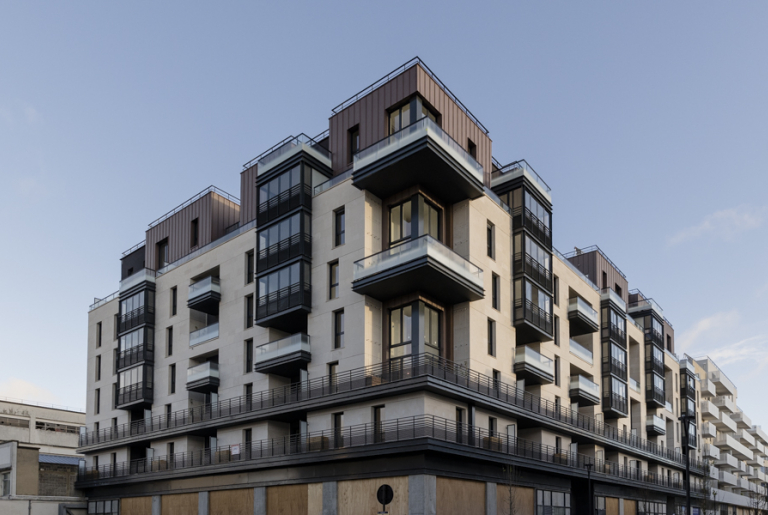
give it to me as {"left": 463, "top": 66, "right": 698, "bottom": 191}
{"left": 377, "top": 484, "right": 394, "bottom": 505}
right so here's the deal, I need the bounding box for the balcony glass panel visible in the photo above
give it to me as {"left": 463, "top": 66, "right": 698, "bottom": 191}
{"left": 353, "top": 235, "right": 483, "bottom": 288}
{"left": 354, "top": 117, "right": 483, "bottom": 184}
{"left": 186, "top": 362, "right": 220, "bottom": 384}
{"left": 714, "top": 396, "right": 737, "bottom": 413}
{"left": 601, "top": 288, "right": 626, "bottom": 312}
{"left": 190, "top": 323, "right": 219, "bottom": 347}
{"left": 514, "top": 346, "right": 553, "bottom": 376}
{"left": 710, "top": 370, "right": 737, "bottom": 396}
{"left": 568, "top": 297, "right": 598, "bottom": 326}
{"left": 665, "top": 400, "right": 673, "bottom": 413}
{"left": 646, "top": 415, "right": 665, "bottom": 433}
{"left": 570, "top": 375, "right": 599, "bottom": 398}
{"left": 119, "top": 269, "right": 156, "bottom": 293}
{"left": 490, "top": 159, "right": 551, "bottom": 203}
{"left": 257, "top": 134, "right": 331, "bottom": 176}
{"left": 628, "top": 297, "right": 664, "bottom": 318}
{"left": 703, "top": 444, "right": 720, "bottom": 460}
{"left": 629, "top": 377, "right": 640, "bottom": 393}
{"left": 188, "top": 277, "right": 221, "bottom": 301}
{"left": 255, "top": 333, "right": 310, "bottom": 363}
{"left": 568, "top": 339, "right": 593, "bottom": 365}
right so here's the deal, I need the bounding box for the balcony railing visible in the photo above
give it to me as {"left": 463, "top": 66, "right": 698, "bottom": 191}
{"left": 118, "top": 306, "right": 154, "bottom": 334}
{"left": 353, "top": 235, "right": 483, "bottom": 288}
{"left": 76, "top": 354, "right": 705, "bottom": 474}
{"left": 605, "top": 323, "right": 626, "bottom": 346}
{"left": 514, "top": 298, "right": 553, "bottom": 336}
{"left": 513, "top": 252, "right": 552, "bottom": 291}
{"left": 491, "top": 159, "right": 551, "bottom": 201}
{"left": 629, "top": 378, "right": 641, "bottom": 393}
{"left": 628, "top": 296, "right": 664, "bottom": 319}
{"left": 569, "top": 339, "right": 593, "bottom": 365}
{"left": 703, "top": 444, "right": 720, "bottom": 460}
{"left": 314, "top": 169, "right": 352, "bottom": 196}
{"left": 603, "top": 393, "right": 628, "bottom": 417}
{"left": 714, "top": 396, "right": 737, "bottom": 414}
{"left": 189, "top": 323, "right": 219, "bottom": 347}
{"left": 647, "top": 387, "right": 665, "bottom": 406}
{"left": 569, "top": 375, "right": 600, "bottom": 401}
{"left": 602, "top": 357, "right": 627, "bottom": 381}
{"left": 514, "top": 346, "right": 553, "bottom": 376}
{"left": 646, "top": 415, "right": 666, "bottom": 435}
{"left": 77, "top": 413, "right": 697, "bottom": 494}
{"left": 512, "top": 207, "right": 551, "bottom": 248}
{"left": 568, "top": 297, "right": 599, "bottom": 326}
{"left": 353, "top": 117, "right": 483, "bottom": 184}
{"left": 255, "top": 283, "right": 311, "bottom": 321}
{"left": 257, "top": 183, "right": 312, "bottom": 226}
{"left": 257, "top": 233, "right": 311, "bottom": 272}
{"left": 646, "top": 329, "right": 664, "bottom": 349}
{"left": 116, "top": 343, "right": 154, "bottom": 371}
{"left": 600, "top": 288, "right": 626, "bottom": 312}
{"left": 186, "top": 362, "right": 219, "bottom": 384}
{"left": 646, "top": 356, "right": 665, "bottom": 376}
{"left": 255, "top": 333, "right": 311, "bottom": 365}
{"left": 119, "top": 268, "right": 156, "bottom": 293}
{"left": 709, "top": 370, "right": 737, "bottom": 396}
{"left": 188, "top": 277, "right": 221, "bottom": 302}
{"left": 115, "top": 383, "right": 152, "bottom": 408}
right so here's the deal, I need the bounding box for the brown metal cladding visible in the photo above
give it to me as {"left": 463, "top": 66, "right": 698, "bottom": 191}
{"left": 663, "top": 319, "right": 674, "bottom": 353}
{"left": 240, "top": 164, "right": 259, "bottom": 225}
{"left": 566, "top": 250, "right": 628, "bottom": 305}
{"left": 145, "top": 192, "right": 240, "bottom": 270}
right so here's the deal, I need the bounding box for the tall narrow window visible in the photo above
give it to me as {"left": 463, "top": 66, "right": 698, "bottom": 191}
{"left": 492, "top": 273, "right": 500, "bottom": 310}
{"left": 554, "top": 316, "right": 560, "bottom": 347}
{"left": 554, "top": 357, "right": 560, "bottom": 386}
{"left": 94, "top": 388, "right": 100, "bottom": 415}
{"left": 615, "top": 284, "right": 622, "bottom": 298}
{"left": 95, "top": 355, "right": 101, "bottom": 382}
{"left": 492, "top": 370, "right": 501, "bottom": 391}
{"left": 157, "top": 239, "right": 169, "bottom": 270}
{"left": 373, "top": 406, "right": 384, "bottom": 443}
{"left": 602, "top": 271, "right": 607, "bottom": 289}
{"left": 389, "top": 200, "right": 412, "bottom": 245}
{"left": 166, "top": 327, "right": 173, "bottom": 357}
{"left": 169, "top": 364, "right": 176, "bottom": 394}
{"left": 96, "top": 322, "right": 102, "bottom": 348}
{"left": 167, "top": 444, "right": 174, "bottom": 460}
{"left": 389, "top": 305, "right": 413, "bottom": 358}
{"left": 489, "top": 416, "right": 497, "bottom": 437}
{"left": 246, "top": 250, "right": 254, "bottom": 284}
{"left": 348, "top": 126, "right": 359, "bottom": 164}
{"left": 171, "top": 287, "right": 177, "bottom": 316}
{"left": 190, "top": 218, "right": 199, "bottom": 248}
{"left": 244, "top": 428, "right": 252, "bottom": 452}
{"left": 553, "top": 276, "right": 560, "bottom": 306}
{"left": 487, "top": 319, "right": 496, "bottom": 356}
{"left": 333, "top": 412, "right": 344, "bottom": 447}
{"left": 245, "top": 295, "right": 254, "bottom": 328}
{"left": 468, "top": 139, "right": 477, "bottom": 159}
{"left": 329, "top": 262, "right": 339, "bottom": 299}
{"left": 487, "top": 222, "right": 495, "bottom": 258}
{"left": 333, "top": 310, "right": 345, "bottom": 349}
{"left": 424, "top": 305, "right": 440, "bottom": 357}
{"left": 165, "top": 404, "right": 171, "bottom": 420}
{"left": 334, "top": 208, "right": 346, "bottom": 246}
{"left": 328, "top": 362, "right": 338, "bottom": 391}
{"left": 245, "top": 339, "right": 253, "bottom": 373}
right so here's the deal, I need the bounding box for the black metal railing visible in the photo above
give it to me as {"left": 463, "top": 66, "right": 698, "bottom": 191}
{"left": 256, "top": 233, "right": 311, "bottom": 272}
{"left": 77, "top": 413, "right": 694, "bottom": 492}
{"left": 604, "top": 323, "right": 626, "bottom": 346}
{"left": 512, "top": 207, "right": 551, "bottom": 248}
{"left": 116, "top": 343, "right": 154, "bottom": 371}
{"left": 646, "top": 387, "right": 665, "bottom": 406}
{"left": 78, "top": 355, "right": 704, "bottom": 475}
{"left": 513, "top": 252, "right": 552, "bottom": 291}
{"left": 602, "top": 357, "right": 627, "bottom": 381}
{"left": 118, "top": 306, "right": 154, "bottom": 334}
{"left": 255, "top": 282, "right": 311, "bottom": 320}
{"left": 603, "top": 393, "right": 628, "bottom": 416}
{"left": 115, "top": 384, "right": 152, "bottom": 407}
{"left": 256, "top": 183, "right": 311, "bottom": 226}
{"left": 646, "top": 357, "right": 665, "bottom": 376}
{"left": 682, "top": 385, "right": 696, "bottom": 400}
{"left": 514, "top": 299, "right": 553, "bottom": 336}
{"left": 646, "top": 329, "right": 664, "bottom": 348}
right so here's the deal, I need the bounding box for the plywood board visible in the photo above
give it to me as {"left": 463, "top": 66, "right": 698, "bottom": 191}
{"left": 210, "top": 488, "right": 254, "bottom": 515}
{"left": 436, "top": 477, "right": 485, "bottom": 515}
{"left": 307, "top": 483, "right": 323, "bottom": 515}
{"left": 267, "top": 484, "right": 308, "bottom": 515}
{"left": 623, "top": 499, "right": 637, "bottom": 515}
{"left": 496, "top": 484, "right": 534, "bottom": 515}
{"left": 161, "top": 493, "right": 198, "bottom": 515}
{"left": 607, "top": 497, "right": 620, "bottom": 515}
{"left": 338, "top": 476, "right": 408, "bottom": 515}
{"left": 121, "top": 496, "right": 152, "bottom": 515}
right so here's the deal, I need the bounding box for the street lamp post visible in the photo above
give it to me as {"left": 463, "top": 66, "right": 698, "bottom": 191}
{"left": 586, "top": 462, "right": 594, "bottom": 515}
{"left": 679, "top": 414, "right": 694, "bottom": 515}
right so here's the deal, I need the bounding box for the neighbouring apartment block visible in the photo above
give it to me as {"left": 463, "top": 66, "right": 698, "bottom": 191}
{"left": 76, "top": 58, "right": 767, "bottom": 515}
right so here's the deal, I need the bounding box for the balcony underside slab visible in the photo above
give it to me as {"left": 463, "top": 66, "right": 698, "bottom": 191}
{"left": 513, "top": 362, "right": 554, "bottom": 385}
{"left": 568, "top": 311, "right": 599, "bottom": 337}
{"left": 254, "top": 350, "right": 311, "bottom": 376}
{"left": 188, "top": 291, "right": 221, "bottom": 316}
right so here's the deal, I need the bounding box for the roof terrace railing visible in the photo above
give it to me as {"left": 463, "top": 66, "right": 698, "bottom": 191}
{"left": 491, "top": 159, "right": 551, "bottom": 195}
{"left": 331, "top": 57, "right": 489, "bottom": 134}
{"left": 147, "top": 186, "right": 239, "bottom": 229}
{"left": 90, "top": 291, "right": 119, "bottom": 311}
{"left": 553, "top": 247, "right": 599, "bottom": 292}
{"left": 562, "top": 245, "right": 627, "bottom": 280}
{"left": 121, "top": 241, "right": 145, "bottom": 258}
{"left": 242, "top": 133, "right": 331, "bottom": 172}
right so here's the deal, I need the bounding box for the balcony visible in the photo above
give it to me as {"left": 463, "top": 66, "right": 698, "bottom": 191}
{"left": 491, "top": 159, "right": 551, "bottom": 205}
{"left": 702, "top": 421, "right": 717, "bottom": 438}
{"left": 352, "top": 235, "right": 484, "bottom": 304}
{"left": 710, "top": 370, "right": 737, "bottom": 397}
{"left": 257, "top": 183, "right": 313, "bottom": 227}
{"left": 513, "top": 346, "right": 553, "bottom": 384}
{"left": 732, "top": 411, "right": 752, "bottom": 430}
{"left": 737, "top": 430, "right": 756, "bottom": 448}
{"left": 116, "top": 383, "right": 152, "bottom": 409}
{"left": 119, "top": 268, "right": 156, "bottom": 294}
{"left": 715, "top": 434, "right": 754, "bottom": 461}
{"left": 514, "top": 298, "right": 554, "bottom": 345}
{"left": 187, "top": 277, "right": 221, "bottom": 315}
{"left": 567, "top": 297, "right": 599, "bottom": 336}
{"left": 701, "top": 401, "right": 720, "bottom": 421}
{"left": 629, "top": 378, "right": 641, "bottom": 394}
{"left": 701, "top": 378, "right": 717, "bottom": 398}
{"left": 646, "top": 387, "right": 665, "bottom": 408}
{"left": 568, "top": 339, "right": 593, "bottom": 365}
{"left": 716, "top": 452, "right": 739, "bottom": 471}
{"left": 512, "top": 207, "right": 551, "bottom": 248}
{"left": 253, "top": 333, "right": 311, "bottom": 376}
{"left": 645, "top": 356, "right": 665, "bottom": 377}
{"left": 601, "top": 356, "right": 627, "bottom": 381}
{"left": 718, "top": 470, "right": 738, "bottom": 488}
{"left": 601, "top": 288, "right": 626, "bottom": 312}
{"left": 603, "top": 392, "right": 628, "bottom": 419}
{"left": 703, "top": 443, "right": 720, "bottom": 460}
{"left": 186, "top": 362, "right": 220, "bottom": 393}
{"left": 644, "top": 329, "right": 664, "bottom": 349}
{"left": 117, "top": 305, "right": 154, "bottom": 334}
{"left": 513, "top": 252, "right": 552, "bottom": 291}
{"left": 257, "top": 233, "right": 311, "bottom": 273}
{"left": 116, "top": 343, "right": 154, "bottom": 371}
{"left": 189, "top": 323, "right": 219, "bottom": 347}
{"left": 714, "top": 396, "right": 737, "bottom": 414}
{"left": 628, "top": 296, "right": 664, "bottom": 320}
{"left": 603, "top": 323, "right": 627, "bottom": 348}
{"left": 664, "top": 400, "right": 673, "bottom": 413}
{"left": 646, "top": 415, "right": 666, "bottom": 436}
{"left": 352, "top": 117, "right": 484, "bottom": 204}
{"left": 253, "top": 134, "right": 332, "bottom": 177}
{"left": 569, "top": 375, "right": 600, "bottom": 406}
{"left": 255, "top": 283, "right": 312, "bottom": 332}
{"left": 748, "top": 426, "right": 768, "bottom": 446}
{"left": 715, "top": 411, "right": 738, "bottom": 433}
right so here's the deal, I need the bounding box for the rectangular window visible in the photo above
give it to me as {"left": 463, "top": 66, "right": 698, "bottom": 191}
{"left": 329, "top": 261, "right": 339, "bottom": 299}
{"left": 492, "top": 273, "right": 500, "bottom": 310}
{"left": 328, "top": 362, "right": 338, "bottom": 391}
{"left": 96, "top": 322, "right": 102, "bottom": 348}
{"left": 94, "top": 388, "right": 100, "bottom": 415}
{"left": 114, "top": 314, "right": 119, "bottom": 340}
{"left": 166, "top": 327, "right": 173, "bottom": 356}
{"left": 333, "top": 310, "right": 345, "bottom": 349}
{"left": 169, "top": 364, "right": 176, "bottom": 395}
{"left": 348, "top": 126, "right": 359, "bottom": 163}
{"left": 245, "top": 339, "right": 253, "bottom": 373}
{"left": 489, "top": 416, "right": 497, "bottom": 437}
{"left": 492, "top": 370, "right": 501, "bottom": 391}
{"left": 487, "top": 319, "right": 496, "bottom": 356}
{"left": 602, "top": 271, "right": 608, "bottom": 289}
{"left": 157, "top": 239, "right": 169, "bottom": 270}
{"left": 167, "top": 443, "right": 174, "bottom": 458}
{"left": 389, "top": 200, "right": 412, "bottom": 245}
{"left": 246, "top": 250, "right": 254, "bottom": 284}
{"left": 334, "top": 208, "right": 346, "bottom": 246}
{"left": 95, "top": 355, "right": 101, "bottom": 382}
{"left": 165, "top": 404, "right": 171, "bottom": 420}
{"left": 554, "top": 356, "right": 560, "bottom": 386}
{"left": 171, "top": 287, "right": 177, "bottom": 316}
{"left": 333, "top": 412, "right": 344, "bottom": 446}
{"left": 245, "top": 295, "right": 254, "bottom": 328}
{"left": 190, "top": 218, "right": 199, "bottom": 248}
{"left": 554, "top": 316, "right": 560, "bottom": 346}
{"left": 615, "top": 284, "right": 622, "bottom": 298}
{"left": 555, "top": 437, "right": 562, "bottom": 453}
{"left": 468, "top": 139, "right": 477, "bottom": 159}
{"left": 112, "top": 418, "right": 117, "bottom": 432}
{"left": 244, "top": 428, "right": 252, "bottom": 447}
{"left": 389, "top": 305, "right": 413, "bottom": 358}
{"left": 245, "top": 383, "right": 253, "bottom": 399}
{"left": 553, "top": 276, "right": 559, "bottom": 306}
{"left": 487, "top": 221, "right": 495, "bottom": 258}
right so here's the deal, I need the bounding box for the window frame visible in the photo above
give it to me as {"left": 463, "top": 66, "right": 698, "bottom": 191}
{"left": 486, "top": 221, "right": 495, "bottom": 259}
{"left": 334, "top": 208, "right": 346, "bottom": 247}
{"left": 492, "top": 273, "right": 500, "bottom": 311}
{"left": 329, "top": 261, "right": 340, "bottom": 300}
{"left": 333, "top": 310, "right": 345, "bottom": 349}
{"left": 487, "top": 318, "right": 496, "bottom": 356}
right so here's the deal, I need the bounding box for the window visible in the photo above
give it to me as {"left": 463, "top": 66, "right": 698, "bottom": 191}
{"left": 424, "top": 305, "right": 440, "bottom": 357}
{"left": 388, "top": 97, "right": 436, "bottom": 135}
{"left": 489, "top": 416, "right": 497, "bottom": 437}
{"left": 93, "top": 456, "right": 99, "bottom": 470}
{"left": 94, "top": 388, "right": 100, "bottom": 415}
{"left": 333, "top": 310, "right": 345, "bottom": 349}
{"left": 536, "top": 491, "right": 570, "bottom": 515}
{"left": 328, "top": 362, "right": 338, "bottom": 380}
{"left": 602, "top": 271, "right": 607, "bottom": 289}
{"left": 87, "top": 500, "right": 120, "bottom": 515}
{"left": 166, "top": 327, "right": 173, "bottom": 357}
{"left": 348, "top": 126, "right": 359, "bottom": 163}
{"left": 257, "top": 213, "right": 305, "bottom": 260}
{"left": 169, "top": 364, "right": 176, "bottom": 394}
{"left": 332, "top": 412, "right": 344, "bottom": 446}
{"left": 171, "top": 287, "right": 177, "bottom": 316}
{"left": 96, "top": 322, "right": 102, "bottom": 348}
{"left": 329, "top": 261, "right": 340, "bottom": 299}
{"left": 244, "top": 428, "right": 252, "bottom": 449}
{"left": 167, "top": 443, "right": 174, "bottom": 459}
{"left": 112, "top": 418, "right": 117, "bottom": 432}
{"left": 554, "top": 356, "right": 560, "bottom": 386}
{"left": 334, "top": 208, "right": 346, "bottom": 246}
{"left": 257, "top": 263, "right": 307, "bottom": 306}
{"left": 373, "top": 406, "right": 384, "bottom": 442}
{"left": 492, "top": 370, "right": 501, "bottom": 391}
{"left": 389, "top": 200, "right": 412, "bottom": 245}
{"left": 389, "top": 305, "right": 413, "bottom": 358}
{"left": 553, "top": 276, "right": 559, "bottom": 306}
{"left": 468, "top": 139, "right": 477, "bottom": 159}
{"left": 486, "top": 221, "right": 495, "bottom": 258}
{"left": 667, "top": 334, "right": 672, "bottom": 352}
{"left": 554, "top": 316, "right": 560, "bottom": 346}
{"left": 245, "top": 295, "right": 254, "bottom": 328}
{"left": 245, "top": 383, "right": 253, "bottom": 399}
{"left": 487, "top": 319, "right": 496, "bottom": 356}
{"left": 492, "top": 273, "right": 500, "bottom": 310}
{"left": 245, "top": 339, "right": 253, "bottom": 373}
{"left": 246, "top": 250, "right": 254, "bottom": 284}
{"left": 157, "top": 239, "right": 169, "bottom": 270}
{"left": 555, "top": 436, "right": 562, "bottom": 453}
{"left": 190, "top": 218, "right": 199, "bottom": 248}
{"left": 1, "top": 471, "right": 10, "bottom": 496}
{"left": 95, "top": 355, "right": 101, "bottom": 381}
{"left": 165, "top": 404, "right": 171, "bottom": 420}
{"left": 614, "top": 283, "right": 622, "bottom": 298}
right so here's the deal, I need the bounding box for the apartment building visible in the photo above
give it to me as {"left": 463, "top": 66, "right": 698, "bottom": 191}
{"left": 78, "top": 58, "right": 724, "bottom": 515}
{"left": 0, "top": 398, "right": 86, "bottom": 514}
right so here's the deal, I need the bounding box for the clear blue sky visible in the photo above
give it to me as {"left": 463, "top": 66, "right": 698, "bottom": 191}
{"left": 1, "top": 2, "right": 767, "bottom": 421}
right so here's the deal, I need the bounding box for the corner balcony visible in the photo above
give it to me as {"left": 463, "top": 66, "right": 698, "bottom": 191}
{"left": 257, "top": 233, "right": 311, "bottom": 273}
{"left": 602, "top": 392, "right": 628, "bottom": 419}
{"left": 255, "top": 282, "right": 312, "bottom": 332}
{"left": 352, "top": 235, "right": 484, "bottom": 304}
{"left": 513, "top": 252, "right": 552, "bottom": 292}
{"left": 568, "top": 339, "right": 593, "bottom": 366}
{"left": 567, "top": 297, "right": 599, "bottom": 336}
{"left": 186, "top": 362, "right": 220, "bottom": 393}
{"left": 709, "top": 370, "right": 737, "bottom": 397}
{"left": 714, "top": 396, "right": 737, "bottom": 414}
{"left": 116, "top": 343, "right": 154, "bottom": 372}
{"left": 187, "top": 277, "right": 221, "bottom": 315}
{"left": 701, "top": 400, "right": 720, "bottom": 422}
{"left": 568, "top": 375, "right": 600, "bottom": 406}
{"left": 646, "top": 415, "right": 666, "bottom": 436}
{"left": 513, "top": 346, "right": 554, "bottom": 384}
{"left": 491, "top": 159, "right": 552, "bottom": 205}
{"left": 628, "top": 296, "right": 664, "bottom": 320}
{"left": 601, "top": 288, "right": 626, "bottom": 312}
{"left": 732, "top": 411, "right": 752, "bottom": 430}
{"left": 601, "top": 356, "right": 627, "bottom": 381}
{"left": 715, "top": 411, "right": 738, "bottom": 433}
{"left": 702, "top": 421, "right": 717, "bottom": 438}
{"left": 189, "top": 323, "right": 219, "bottom": 347}
{"left": 645, "top": 355, "right": 665, "bottom": 377}
{"left": 514, "top": 299, "right": 553, "bottom": 345}
{"left": 703, "top": 443, "right": 720, "bottom": 460}
{"left": 253, "top": 134, "right": 332, "bottom": 177}
{"left": 117, "top": 306, "right": 154, "bottom": 334}
{"left": 352, "top": 117, "right": 484, "bottom": 204}
{"left": 701, "top": 378, "right": 717, "bottom": 398}
{"left": 748, "top": 426, "right": 768, "bottom": 447}
{"left": 646, "top": 386, "right": 666, "bottom": 408}
{"left": 253, "top": 333, "right": 311, "bottom": 376}
{"left": 116, "top": 382, "right": 153, "bottom": 409}
{"left": 119, "top": 268, "right": 156, "bottom": 294}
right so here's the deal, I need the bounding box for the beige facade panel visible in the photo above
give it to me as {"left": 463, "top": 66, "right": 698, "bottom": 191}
{"left": 436, "top": 477, "right": 485, "bottom": 515}
{"left": 210, "top": 488, "right": 254, "bottom": 515}
{"left": 338, "top": 476, "right": 408, "bottom": 515}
